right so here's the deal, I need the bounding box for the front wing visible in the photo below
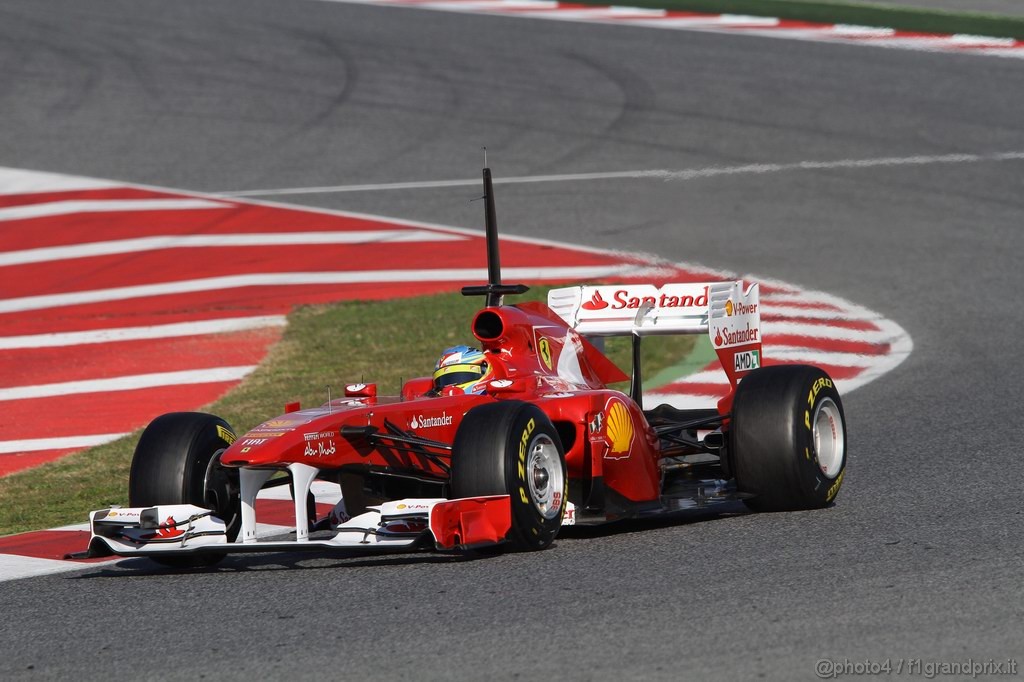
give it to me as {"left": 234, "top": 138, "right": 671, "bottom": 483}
{"left": 84, "top": 496, "right": 514, "bottom": 560}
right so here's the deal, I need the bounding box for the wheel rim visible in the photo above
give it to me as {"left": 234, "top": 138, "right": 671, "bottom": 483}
{"left": 525, "top": 434, "right": 564, "bottom": 520}
{"left": 812, "top": 398, "right": 845, "bottom": 478}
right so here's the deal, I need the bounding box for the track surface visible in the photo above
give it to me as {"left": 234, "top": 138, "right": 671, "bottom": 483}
{"left": 1, "top": 0, "right": 1022, "bottom": 680}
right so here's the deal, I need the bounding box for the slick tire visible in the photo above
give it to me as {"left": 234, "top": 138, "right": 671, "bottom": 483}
{"left": 730, "top": 365, "right": 846, "bottom": 512}
{"left": 128, "top": 412, "right": 241, "bottom": 567}
{"left": 451, "top": 402, "right": 567, "bottom": 551}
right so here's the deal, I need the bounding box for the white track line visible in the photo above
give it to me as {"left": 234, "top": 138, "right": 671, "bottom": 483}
{"left": 0, "top": 231, "right": 465, "bottom": 267}
{"left": 0, "top": 434, "right": 126, "bottom": 455}
{"left": 0, "top": 555, "right": 99, "bottom": 581}
{"left": 0, "top": 315, "right": 287, "bottom": 350}
{"left": 0, "top": 198, "right": 232, "bottom": 222}
{"left": 762, "top": 320, "right": 897, "bottom": 344}
{"left": 221, "top": 151, "right": 1024, "bottom": 196}
{"left": 514, "top": 7, "right": 664, "bottom": 19}
{"left": 422, "top": 0, "right": 553, "bottom": 9}
{"left": 763, "top": 291, "right": 850, "bottom": 306}
{"left": 656, "top": 343, "right": 890, "bottom": 387}
{"left": 831, "top": 24, "right": 895, "bottom": 37}
{"left": 628, "top": 14, "right": 779, "bottom": 27}
{"left": 51, "top": 523, "right": 91, "bottom": 531}
{"left": 662, "top": 369, "right": 729, "bottom": 385}
{"left": 764, "top": 346, "right": 878, "bottom": 368}
{"left": 637, "top": 153, "right": 1024, "bottom": 180}
{"left": 764, "top": 304, "right": 883, "bottom": 322}
{"left": 0, "top": 265, "right": 670, "bottom": 314}
{"left": 0, "top": 366, "right": 256, "bottom": 402}
{"left": 642, "top": 394, "right": 721, "bottom": 409}
{"left": 863, "top": 37, "right": 978, "bottom": 49}
{"left": 949, "top": 34, "right": 1018, "bottom": 46}
{"left": 663, "top": 346, "right": 884, "bottom": 372}
{"left": 0, "top": 168, "right": 119, "bottom": 196}
{"left": 978, "top": 47, "right": 1024, "bottom": 56}
{"left": 220, "top": 171, "right": 661, "bottom": 196}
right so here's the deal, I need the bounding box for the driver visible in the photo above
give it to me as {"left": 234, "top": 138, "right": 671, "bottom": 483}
{"left": 432, "top": 345, "right": 491, "bottom": 395}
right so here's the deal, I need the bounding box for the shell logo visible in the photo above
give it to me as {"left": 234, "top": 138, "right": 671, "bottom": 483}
{"left": 605, "top": 399, "right": 635, "bottom": 459}
{"left": 725, "top": 299, "right": 734, "bottom": 316}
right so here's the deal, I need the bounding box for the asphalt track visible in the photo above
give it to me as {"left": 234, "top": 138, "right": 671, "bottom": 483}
{"left": 1, "top": 0, "right": 1023, "bottom": 680}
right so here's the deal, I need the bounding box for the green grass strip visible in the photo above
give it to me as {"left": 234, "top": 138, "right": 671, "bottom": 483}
{"left": 646, "top": 336, "right": 718, "bottom": 391}
{"left": 0, "top": 288, "right": 696, "bottom": 537}
{"left": 576, "top": 0, "right": 1024, "bottom": 40}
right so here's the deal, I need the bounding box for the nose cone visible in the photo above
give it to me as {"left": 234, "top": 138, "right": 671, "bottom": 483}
{"left": 220, "top": 409, "right": 336, "bottom": 467}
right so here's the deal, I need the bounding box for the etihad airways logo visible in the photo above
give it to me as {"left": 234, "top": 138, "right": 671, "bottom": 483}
{"left": 581, "top": 287, "right": 708, "bottom": 311}
{"left": 410, "top": 412, "right": 453, "bottom": 430}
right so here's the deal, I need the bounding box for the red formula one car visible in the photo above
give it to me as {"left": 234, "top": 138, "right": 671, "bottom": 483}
{"left": 82, "top": 168, "right": 847, "bottom": 566}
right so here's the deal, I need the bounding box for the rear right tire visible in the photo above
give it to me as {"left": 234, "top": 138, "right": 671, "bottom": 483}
{"left": 729, "top": 365, "right": 846, "bottom": 511}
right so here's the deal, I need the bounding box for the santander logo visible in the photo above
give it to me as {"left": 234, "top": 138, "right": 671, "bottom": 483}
{"left": 714, "top": 325, "right": 759, "bottom": 347}
{"left": 410, "top": 412, "right": 453, "bottom": 430}
{"left": 582, "top": 291, "right": 609, "bottom": 310}
{"left": 584, "top": 287, "right": 709, "bottom": 311}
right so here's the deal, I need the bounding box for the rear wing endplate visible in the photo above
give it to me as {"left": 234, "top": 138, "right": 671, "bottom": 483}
{"left": 548, "top": 281, "right": 763, "bottom": 395}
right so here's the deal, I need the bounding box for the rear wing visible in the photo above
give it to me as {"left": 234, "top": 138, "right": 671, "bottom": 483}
{"left": 547, "top": 281, "right": 763, "bottom": 403}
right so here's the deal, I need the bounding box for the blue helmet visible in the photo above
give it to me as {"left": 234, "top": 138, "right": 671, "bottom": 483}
{"left": 433, "top": 345, "right": 489, "bottom": 394}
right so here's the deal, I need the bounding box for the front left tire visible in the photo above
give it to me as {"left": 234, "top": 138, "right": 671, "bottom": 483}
{"left": 128, "top": 412, "right": 241, "bottom": 566}
{"left": 450, "top": 401, "right": 567, "bottom": 550}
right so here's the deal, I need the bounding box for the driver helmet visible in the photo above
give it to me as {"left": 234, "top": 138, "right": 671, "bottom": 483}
{"left": 433, "top": 345, "right": 489, "bottom": 394}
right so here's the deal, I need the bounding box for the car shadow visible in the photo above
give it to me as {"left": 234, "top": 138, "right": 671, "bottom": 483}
{"left": 557, "top": 501, "right": 750, "bottom": 539}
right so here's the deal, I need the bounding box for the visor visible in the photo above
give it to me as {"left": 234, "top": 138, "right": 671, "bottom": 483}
{"left": 433, "top": 363, "right": 485, "bottom": 389}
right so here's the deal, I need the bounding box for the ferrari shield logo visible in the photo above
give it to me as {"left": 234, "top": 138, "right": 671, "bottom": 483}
{"left": 538, "top": 337, "right": 553, "bottom": 371}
